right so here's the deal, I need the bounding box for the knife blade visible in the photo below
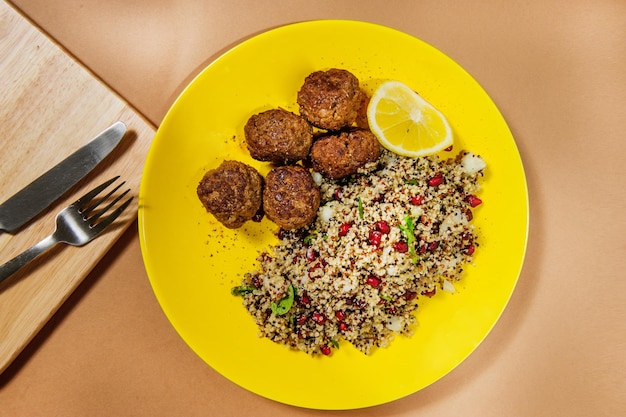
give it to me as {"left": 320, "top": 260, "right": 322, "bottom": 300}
{"left": 0, "top": 121, "right": 126, "bottom": 233}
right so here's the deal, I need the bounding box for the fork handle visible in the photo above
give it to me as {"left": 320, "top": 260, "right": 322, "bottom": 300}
{"left": 0, "top": 235, "right": 57, "bottom": 285}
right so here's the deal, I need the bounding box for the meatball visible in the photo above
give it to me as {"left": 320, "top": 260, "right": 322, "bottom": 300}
{"left": 310, "top": 129, "right": 381, "bottom": 179}
{"left": 263, "top": 165, "right": 320, "bottom": 230}
{"left": 297, "top": 68, "right": 364, "bottom": 131}
{"left": 355, "top": 93, "right": 371, "bottom": 130}
{"left": 197, "top": 160, "right": 263, "bottom": 229}
{"left": 244, "top": 108, "right": 313, "bottom": 163}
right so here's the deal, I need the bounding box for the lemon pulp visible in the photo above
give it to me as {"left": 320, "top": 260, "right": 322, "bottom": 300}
{"left": 367, "top": 80, "right": 452, "bottom": 157}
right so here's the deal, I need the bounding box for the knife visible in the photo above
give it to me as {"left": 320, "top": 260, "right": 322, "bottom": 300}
{"left": 0, "top": 121, "right": 126, "bottom": 233}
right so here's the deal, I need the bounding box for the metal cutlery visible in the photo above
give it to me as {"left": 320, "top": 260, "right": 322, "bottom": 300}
{"left": 0, "top": 177, "right": 132, "bottom": 284}
{"left": 0, "top": 122, "right": 127, "bottom": 233}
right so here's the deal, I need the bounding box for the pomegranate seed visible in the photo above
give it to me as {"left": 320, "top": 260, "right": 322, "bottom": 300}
{"left": 422, "top": 288, "right": 436, "bottom": 297}
{"left": 320, "top": 345, "right": 331, "bottom": 355}
{"left": 339, "top": 322, "right": 348, "bottom": 332}
{"left": 393, "top": 241, "right": 409, "bottom": 253}
{"left": 334, "top": 188, "right": 343, "bottom": 201}
{"left": 335, "top": 310, "right": 346, "bottom": 321}
{"left": 311, "top": 312, "right": 326, "bottom": 325}
{"left": 427, "top": 241, "right": 439, "bottom": 252}
{"left": 366, "top": 275, "right": 382, "bottom": 288}
{"left": 444, "top": 145, "right": 453, "bottom": 152}
{"left": 338, "top": 222, "right": 352, "bottom": 237}
{"left": 373, "top": 194, "right": 384, "bottom": 202}
{"left": 409, "top": 196, "right": 424, "bottom": 205}
{"left": 375, "top": 220, "right": 391, "bottom": 234}
{"left": 462, "top": 232, "right": 472, "bottom": 241}
{"left": 428, "top": 173, "right": 444, "bottom": 187}
{"left": 465, "top": 208, "right": 473, "bottom": 221}
{"left": 306, "top": 247, "right": 318, "bottom": 262}
{"left": 368, "top": 230, "right": 383, "bottom": 246}
{"left": 296, "top": 314, "right": 308, "bottom": 325}
{"left": 466, "top": 195, "right": 482, "bottom": 208}
{"left": 403, "top": 291, "right": 417, "bottom": 301}
{"left": 386, "top": 306, "right": 398, "bottom": 315}
{"left": 465, "top": 244, "right": 475, "bottom": 255}
{"left": 300, "top": 293, "right": 311, "bottom": 305}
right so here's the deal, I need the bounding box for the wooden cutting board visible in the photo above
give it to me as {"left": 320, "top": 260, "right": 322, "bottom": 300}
{"left": 0, "top": 2, "right": 155, "bottom": 373}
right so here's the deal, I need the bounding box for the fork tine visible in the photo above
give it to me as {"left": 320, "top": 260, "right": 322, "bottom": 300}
{"left": 89, "top": 195, "right": 134, "bottom": 233}
{"left": 82, "top": 180, "right": 126, "bottom": 219}
{"left": 87, "top": 188, "right": 131, "bottom": 225}
{"left": 75, "top": 176, "right": 120, "bottom": 208}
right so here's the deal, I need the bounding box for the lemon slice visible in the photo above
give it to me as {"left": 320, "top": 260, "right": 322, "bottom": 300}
{"left": 367, "top": 80, "right": 452, "bottom": 157}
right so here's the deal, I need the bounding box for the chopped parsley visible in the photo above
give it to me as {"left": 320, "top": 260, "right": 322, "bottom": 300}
{"left": 231, "top": 285, "right": 255, "bottom": 296}
{"left": 398, "top": 215, "right": 418, "bottom": 263}
{"left": 271, "top": 284, "right": 295, "bottom": 316}
{"left": 303, "top": 231, "right": 317, "bottom": 244}
{"left": 358, "top": 197, "right": 364, "bottom": 219}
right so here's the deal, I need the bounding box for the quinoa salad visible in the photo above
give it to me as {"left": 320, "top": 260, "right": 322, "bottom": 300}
{"left": 232, "top": 149, "right": 486, "bottom": 356}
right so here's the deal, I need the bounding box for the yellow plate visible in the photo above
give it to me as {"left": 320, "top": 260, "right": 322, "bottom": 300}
{"left": 138, "top": 20, "right": 528, "bottom": 409}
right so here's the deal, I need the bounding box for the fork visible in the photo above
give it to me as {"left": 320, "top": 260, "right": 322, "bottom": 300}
{"left": 0, "top": 177, "right": 132, "bottom": 284}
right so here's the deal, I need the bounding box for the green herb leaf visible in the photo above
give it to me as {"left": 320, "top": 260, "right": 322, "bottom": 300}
{"left": 397, "top": 215, "right": 412, "bottom": 238}
{"left": 381, "top": 294, "right": 392, "bottom": 301}
{"left": 398, "top": 215, "right": 419, "bottom": 263}
{"left": 303, "top": 231, "right": 317, "bottom": 244}
{"left": 231, "top": 285, "right": 255, "bottom": 296}
{"left": 405, "top": 179, "right": 418, "bottom": 185}
{"left": 271, "top": 284, "right": 295, "bottom": 316}
{"left": 358, "top": 198, "right": 364, "bottom": 219}
{"left": 330, "top": 339, "right": 340, "bottom": 349}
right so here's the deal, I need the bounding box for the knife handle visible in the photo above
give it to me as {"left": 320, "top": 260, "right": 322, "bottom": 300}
{"left": 0, "top": 235, "right": 57, "bottom": 285}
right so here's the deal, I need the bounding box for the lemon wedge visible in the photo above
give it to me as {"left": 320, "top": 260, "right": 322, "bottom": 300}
{"left": 367, "top": 80, "right": 452, "bottom": 157}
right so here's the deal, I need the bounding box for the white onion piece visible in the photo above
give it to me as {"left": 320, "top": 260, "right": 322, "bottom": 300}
{"left": 386, "top": 316, "right": 404, "bottom": 332}
{"left": 311, "top": 171, "right": 323, "bottom": 186}
{"left": 442, "top": 280, "right": 456, "bottom": 294}
{"left": 461, "top": 152, "right": 486, "bottom": 174}
{"left": 319, "top": 203, "right": 335, "bottom": 223}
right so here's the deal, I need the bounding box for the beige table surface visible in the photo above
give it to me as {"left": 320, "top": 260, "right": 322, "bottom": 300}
{"left": 1, "top": 0, "right": 625, "bottom": 415}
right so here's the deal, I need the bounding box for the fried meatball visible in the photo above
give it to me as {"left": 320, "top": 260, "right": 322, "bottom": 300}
{"left": 355, "top": 93, "right": 371, "bottom": 130}
{"left": 310, "top": 129, "right": 381, "bottom": 179}
{"left": 197, "top": 160, "right": 263, "bottom": 229}
{"left": 244, "top": 108, "right": 313, "bottom": 163}
{"left": 297, "top": 68, "right": 364, "bottom": 131}
{"left": 263, "top": 165, "right": 320, "bottom": 230}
